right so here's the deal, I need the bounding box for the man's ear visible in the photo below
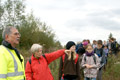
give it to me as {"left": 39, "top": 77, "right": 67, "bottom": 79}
{"left": 5, "top": 34, "right": 9, "bottom": 39}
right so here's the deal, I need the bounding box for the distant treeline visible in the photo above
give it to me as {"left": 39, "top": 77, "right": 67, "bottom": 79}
{"left": 0, "top": 0, "right": 62, "bottom": 50}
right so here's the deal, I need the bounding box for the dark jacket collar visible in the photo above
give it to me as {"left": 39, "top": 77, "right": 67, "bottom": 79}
{"left": 2, "top": 40, "right": 23, "bottom": 63}
{"left": 2, "top": 40, "right": 15, "bottom": 49}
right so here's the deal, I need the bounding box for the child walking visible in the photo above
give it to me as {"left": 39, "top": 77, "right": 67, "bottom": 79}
{"left": 94, "top": 40, "right": 106, "bottom": 80}
{"left": 103, "top": 45, "right": 109, "bottom": 65}
{"left": 81, "top": 44, "right": 100, "bottom": 80}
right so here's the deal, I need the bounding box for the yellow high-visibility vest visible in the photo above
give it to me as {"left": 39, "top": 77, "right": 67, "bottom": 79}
{"left": 0, "top": 45, "right": 25, "bottom": 80}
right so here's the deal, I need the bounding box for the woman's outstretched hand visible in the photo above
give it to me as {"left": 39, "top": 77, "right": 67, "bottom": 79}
{"left": 64, "top": 50, "right": 71, "bottom": 55}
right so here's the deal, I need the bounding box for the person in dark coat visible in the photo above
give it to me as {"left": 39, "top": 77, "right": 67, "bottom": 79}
{"left": 59, "top": 41, "right": 80, "bottom": 80}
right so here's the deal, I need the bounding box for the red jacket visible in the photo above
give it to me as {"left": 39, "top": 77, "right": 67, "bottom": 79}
{"left": 25, "top": 49, "right": 65, "bottom": 80}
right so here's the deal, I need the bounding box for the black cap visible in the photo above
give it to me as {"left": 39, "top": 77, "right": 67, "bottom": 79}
{"left": 66, "top": 41, "right": 76, "bottom": 49}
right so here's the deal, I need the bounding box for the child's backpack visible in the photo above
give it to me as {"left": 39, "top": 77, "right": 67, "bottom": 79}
{"left": 115, "top": 42, "right": 119, "bottom": 50}
{"left": 29, "top": 54, "right": 47, "bottom": 64}
{"left": 84, "top": 54, "right": 96, "bottom": 64}
{"left": 94, "top": 48, "right": 103, "bottom": 57}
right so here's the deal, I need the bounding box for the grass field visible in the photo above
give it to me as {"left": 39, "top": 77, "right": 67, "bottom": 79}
{"left": 102, "top": 52, "right": 120, "bottom": 80}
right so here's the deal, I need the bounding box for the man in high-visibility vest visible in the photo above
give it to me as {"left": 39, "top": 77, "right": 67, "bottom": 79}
{"left": 0, "top": 26, "right": 25, "bottom": 80}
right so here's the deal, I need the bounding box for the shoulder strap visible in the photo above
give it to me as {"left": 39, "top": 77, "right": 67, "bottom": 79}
{"left": 75, "top": 54, "right": 79, "bottom": 64}
{"left": 42, "top": 54, "right": 48, "bottom": 63}
{"left": 84, "top": 54, "right": 86, "bottom": 63}
{"left": 100, "top": 48, "right": 103, "bottom": 56}
{"left": 94, "top": 48, "right": 97, "bottom": 53}
{"left": 92, "top": 54, "right": 96, "bottom": 64}
{"left": 84, "top": 54, "right": 96, "bottom": 64}
{"left": 29, "top": 58, "right": 31, "bottom": 64}
{"left": 42, "top": 54, "right": 46, "bottom": 59}
{"left": 62, "top": 54, "right": 65, "bottom": 63}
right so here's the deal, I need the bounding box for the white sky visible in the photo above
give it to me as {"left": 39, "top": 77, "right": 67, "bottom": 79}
{"left": 25, "top": 0, "right": 120, "bottom": 45}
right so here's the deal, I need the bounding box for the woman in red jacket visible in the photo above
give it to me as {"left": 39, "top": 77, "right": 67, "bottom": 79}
{"left": 25, "top": 44, "right": 70, "bottom": 80}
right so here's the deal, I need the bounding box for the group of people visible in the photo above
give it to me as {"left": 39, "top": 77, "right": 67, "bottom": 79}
{"left": 0, "top": 26, "right": 71, "bottom": 80}
{"left": 0, "top": 26, "right": 119, "bottom": 80}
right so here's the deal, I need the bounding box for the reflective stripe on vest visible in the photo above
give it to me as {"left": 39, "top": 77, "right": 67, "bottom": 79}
{"left": 0, "top": 46, "right": 24, "bottom": 78}
{"left": 0, "top": 72, "right": 24, "bottom": 78}
{"left": 7, "top": 71, "right": 24, "bottom": 77}
{"left": 0, "top": 74, "right": 6, "bottom": 78}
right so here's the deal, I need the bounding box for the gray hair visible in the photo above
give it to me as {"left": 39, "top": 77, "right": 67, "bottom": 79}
{"left": 30, "top": 44, "right": 43, "bottom": 54}
{"left": 2, "top": 26, "right": 15, "bottom": 40}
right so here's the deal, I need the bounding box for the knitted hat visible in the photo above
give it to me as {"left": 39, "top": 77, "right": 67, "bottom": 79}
{"left": 66, "top": 41, "right": 76, "bottom": 49}
{"left": 82, "top": 41, "right": 88, "bottom": 46}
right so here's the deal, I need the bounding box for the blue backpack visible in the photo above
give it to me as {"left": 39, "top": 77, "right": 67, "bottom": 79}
{"left": 94, "top": 48, "right": 103, "bottom": 57}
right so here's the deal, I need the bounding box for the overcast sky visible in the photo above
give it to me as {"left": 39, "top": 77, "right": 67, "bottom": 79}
{"left": 25, "top": 0, "right": 120, "bottom": 45}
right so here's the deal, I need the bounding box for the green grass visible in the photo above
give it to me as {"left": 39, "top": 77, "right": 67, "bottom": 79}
{"left": 102, "top": 52, "right": 120, "bottom": 80}
{"left": 49, "top": 58, "right": 60, "bottom": 80}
